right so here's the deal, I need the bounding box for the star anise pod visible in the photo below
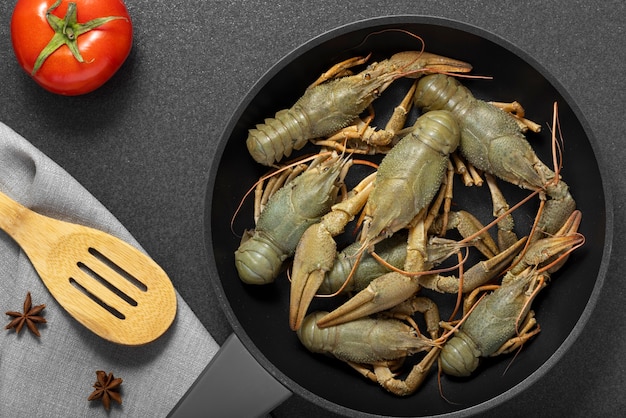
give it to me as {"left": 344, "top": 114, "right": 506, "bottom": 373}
{"left": 5, "top": 292, "right": 47, "bottom": 336}
{"left": 88, "top": 370, "right": 123, "bottom": 411}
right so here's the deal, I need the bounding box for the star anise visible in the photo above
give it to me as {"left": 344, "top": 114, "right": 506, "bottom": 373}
{"left": 5, "top": 292, "right": 47, "bottom": 336}
{"left": 88, "top": 370, "right": 123, "bottom": 411}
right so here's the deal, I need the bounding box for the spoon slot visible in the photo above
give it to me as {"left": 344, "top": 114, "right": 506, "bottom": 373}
{"left": 68, "top": 261, "right": 142, "bottom": 319}
{"left": 88, "top": 247, "right": 148, "bottom": 292}
{"left": 77, "top": 262, "right": 138, "bottom": 307}
{"left": 69, "top": 277, "right": 126, "bottom": 320}
{"left": 81, "top": 247, "right": 149, "bottom": 301}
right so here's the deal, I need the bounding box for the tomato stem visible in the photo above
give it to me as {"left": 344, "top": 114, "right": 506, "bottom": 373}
{"left": 31, "top": 0, "right": 128, "bottom": 75}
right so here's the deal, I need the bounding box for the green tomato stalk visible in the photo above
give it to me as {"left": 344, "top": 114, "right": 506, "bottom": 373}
{"left": 32, "top": 0, "right": 127, "bottom": 75}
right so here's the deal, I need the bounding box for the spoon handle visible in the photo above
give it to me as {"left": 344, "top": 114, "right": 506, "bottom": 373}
{"left": 0, "top": 190, "right": 69, "bottom": 253}
{"left": 168, "top": 333, "right": 292, "bottom": 417}
{"left": 0, "top": 190, "right": 30, "bottom": 239}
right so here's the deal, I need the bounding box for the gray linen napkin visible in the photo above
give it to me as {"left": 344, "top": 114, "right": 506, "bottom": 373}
{"left": 0, "top": 122, "right": 219, "bottom": 417}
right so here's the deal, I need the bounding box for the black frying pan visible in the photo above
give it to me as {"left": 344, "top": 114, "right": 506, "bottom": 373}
{"left": 171, "top": 15, "right": 611, "bottom": 417}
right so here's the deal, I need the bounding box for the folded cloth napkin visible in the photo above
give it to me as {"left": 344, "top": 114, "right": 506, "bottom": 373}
{"left": 0, "top": 122, "right": 219, "bottom": 417}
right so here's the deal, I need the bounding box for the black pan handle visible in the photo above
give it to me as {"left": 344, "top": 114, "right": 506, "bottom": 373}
{"left": 168, "top": 333, "right": 292, "bottom": 417}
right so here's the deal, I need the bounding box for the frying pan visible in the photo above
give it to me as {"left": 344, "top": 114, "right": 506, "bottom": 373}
{"left": 170, "top": 15, "right": 611, "bottom": 417}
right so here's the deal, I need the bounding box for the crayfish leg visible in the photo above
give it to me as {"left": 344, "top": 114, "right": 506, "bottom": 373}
{"left": 491, "top": 310, "right": 540, "bottom": 356}
{"left": 379, "top": 80, "right": 417, "bottom": 142}
{"left": 489, "top": 100, "right": 542, "bottom": 133}
{"left": 430, "top": 210, "right": 499, "bottom": 259}
{"left": 451, "top": 153, "right": 484, "bottom": 187}
{"left": 386, "top": 296, "right": 441, "bottom": 340}
{"left": 347, "top": 361, "right": 380, "bottom": 383}
{"left": 348, "top": 359, "right": 405, "bottom": 384}
{"left": 485, "top": 173, "right": 519, "bottom": 252}
{"left": 374, "top": 346, "right": 441, "bottom": 396}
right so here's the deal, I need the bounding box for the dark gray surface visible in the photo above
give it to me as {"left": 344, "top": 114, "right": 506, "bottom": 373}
{"left": 0, "top": 1, "right": 623, "bottom": 416}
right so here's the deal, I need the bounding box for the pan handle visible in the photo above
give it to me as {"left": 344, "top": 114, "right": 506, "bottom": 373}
{"left": 167, "top": 333, "right": 292, "bottom": 417}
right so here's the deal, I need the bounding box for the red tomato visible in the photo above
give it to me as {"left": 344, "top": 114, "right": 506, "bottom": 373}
{"left": 11, "top": 0, "right": 133, "bottom": 95}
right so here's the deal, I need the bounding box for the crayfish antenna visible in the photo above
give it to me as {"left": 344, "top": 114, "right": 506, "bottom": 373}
{"left": 449, "top": 250, "right": 465, "bottom": 321}
{"left": 436, "top": 357, "right": 462, "bottom": 405}
{"left": 549, "top": 102, "right": 564, "bottom": 184}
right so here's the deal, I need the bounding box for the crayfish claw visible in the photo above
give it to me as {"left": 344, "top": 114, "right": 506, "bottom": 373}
{"left": 511, "top": 210, "right": 583, "bottom": 276}
{"left": 289, "top": 224, "right": 338, "bottom": 331}
{"left": 389, "top": 51, "right": 473, "bottom": 77}
{"left": 316, "top": 272, "right": 420, "bottom": 328}
{"left": 289, "top": 176, "right": 374, "bottom": 331}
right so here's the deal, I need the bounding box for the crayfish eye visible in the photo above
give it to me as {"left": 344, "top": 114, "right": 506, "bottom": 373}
{"left": 363, "top": 73, "right": 371, "bottom": 81}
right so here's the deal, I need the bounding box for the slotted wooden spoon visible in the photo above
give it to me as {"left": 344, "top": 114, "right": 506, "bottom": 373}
{"left": 0, "top": 190, "right": 177, "bottom": 345}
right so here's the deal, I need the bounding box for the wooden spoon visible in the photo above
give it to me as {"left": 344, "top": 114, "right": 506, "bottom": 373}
{"left": 0, "top": 190, "right": 177, "bottom": 345}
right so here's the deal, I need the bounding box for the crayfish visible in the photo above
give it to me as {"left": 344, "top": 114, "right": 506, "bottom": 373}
{"left": 232, "top": 41, "right": 585, "bottom": 398}
{"left": 246, "top": 49, "right": 472, "bottom": 166}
